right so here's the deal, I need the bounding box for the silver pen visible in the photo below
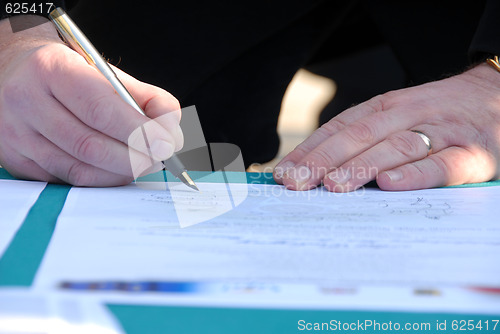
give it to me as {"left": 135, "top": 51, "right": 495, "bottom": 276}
{"left": 49, "top": 7, "right": 198, "bottom": 191}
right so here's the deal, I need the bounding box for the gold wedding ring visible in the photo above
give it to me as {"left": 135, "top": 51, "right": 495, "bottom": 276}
{"left": 411, "top": 130, "right": 433, "bottom": 156}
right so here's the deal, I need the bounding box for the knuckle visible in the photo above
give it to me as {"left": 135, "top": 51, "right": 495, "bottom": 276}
{"left": 86, "top": 95, "right": 115, "bottom": 131}
{"left": 293, "top": 142, "right": 313, "bottom": 158}
{"left": 352, "top": 154, "right": 375, "bottom": 171}
{"left": 320, "top": 118, "right": 347, "bottom": 135}
{"left": 407, "top": 155, "right": 447, "bottom": 187}
{"left": 29, "top": 44, "right": 66, "bottom": 79}
{"left": 428, "top": 154, "right": 451, "bottom": 176}
{"left": 24, "top": 47, "right": 46, "bottom": 73}
{"left": 402, "top": 163, "right": 428, "bottom": 189}
{"left": 346, "top": 120, "right": 377, "bottom": 144}
{"left": 379, "top": 90, "right": 399, "bottom": 102}
{"left": 66, "top": 162, "right": 94, "bottom": 186}
{"left": 73, "top": 132, "right": 106, "bottom": 164}
{"left": 387, "top": 132, "right": 422, "bottom": 159}
{"left": 306, "top": 146, "right": 337, "bottom": 170}
{"left": 378, "top": 90, "right": 407, "bottom": 109}
{"left": 362, "top": 94, "right": 386, "bottom": 113}
{"left": 288, "top": 143, "right": 314, "bottom": 161}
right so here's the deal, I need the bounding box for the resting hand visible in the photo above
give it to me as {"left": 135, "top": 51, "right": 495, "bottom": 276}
{"left": 0, "top": 17, "right": 182, "bottom": 186}
{"left": 274, "top": 63, "right": 500, "bottom": 192}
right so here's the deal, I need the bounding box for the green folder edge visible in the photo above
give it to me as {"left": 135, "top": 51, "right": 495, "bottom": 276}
{"left": 0, "top": 168, "right": 498, "bottom": 334}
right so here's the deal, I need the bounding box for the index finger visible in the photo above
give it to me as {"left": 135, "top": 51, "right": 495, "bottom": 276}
{"left": 43, "top": 47, "right": 176, "bottom": 154}
{"left": 274, "top": 96, "right": 385, "bottom": 183}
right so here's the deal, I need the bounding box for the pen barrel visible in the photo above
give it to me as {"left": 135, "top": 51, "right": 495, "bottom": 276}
{"left": 162, "top": 156, "right": 186, "bottom": 178}
{"left": 49, "top": 8, "right": 196, "bottom": 189}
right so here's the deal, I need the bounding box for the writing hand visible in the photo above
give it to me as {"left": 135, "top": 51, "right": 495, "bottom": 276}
{"left": 0, "top": 17, "right": 183, "bottom": 186}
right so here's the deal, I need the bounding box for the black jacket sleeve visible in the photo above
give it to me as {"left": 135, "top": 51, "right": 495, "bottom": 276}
{"left": 469, "top": 0, "right": 500, "bottom": 61}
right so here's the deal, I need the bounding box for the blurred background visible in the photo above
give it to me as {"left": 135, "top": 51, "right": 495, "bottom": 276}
{"left": 247, "top": 68, "right": 335, "bottom": 173}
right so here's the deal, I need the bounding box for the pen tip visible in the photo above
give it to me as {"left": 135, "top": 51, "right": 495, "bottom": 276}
{"left": 180, "top": 171, "right": 199, "bottom": 191}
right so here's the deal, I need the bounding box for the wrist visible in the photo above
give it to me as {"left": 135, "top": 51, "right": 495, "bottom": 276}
{"left": 461, "top": 60, "right": 500, "bottom": 92}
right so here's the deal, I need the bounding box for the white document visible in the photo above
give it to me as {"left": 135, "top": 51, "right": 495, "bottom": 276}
{"left": 0, "top": 179, "right": 46, "bottom": 257}
{"left": 0, "top": 288, "right": 124, "bottom": 334}
{"left": 34, "top": 182, "right": 500, "bottom": 313}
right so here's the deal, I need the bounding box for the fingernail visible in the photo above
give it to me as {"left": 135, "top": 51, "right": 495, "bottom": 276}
{"left": 174, "top": 125, "right": 184, "bottom": 152}
{"left": 328, "top": 169, "right": 351, "bottom": 184}
{"left": 286, "top": 165, "right": 311, "bottom": 184}
{"left": 150, "top": 140, "right": 174, "bottom": 161}
{"left": 385, "top": 170, "right": 403, "bottom": 182}
{"left": 274, "top": 161, "right": 295, "bottom": 179}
